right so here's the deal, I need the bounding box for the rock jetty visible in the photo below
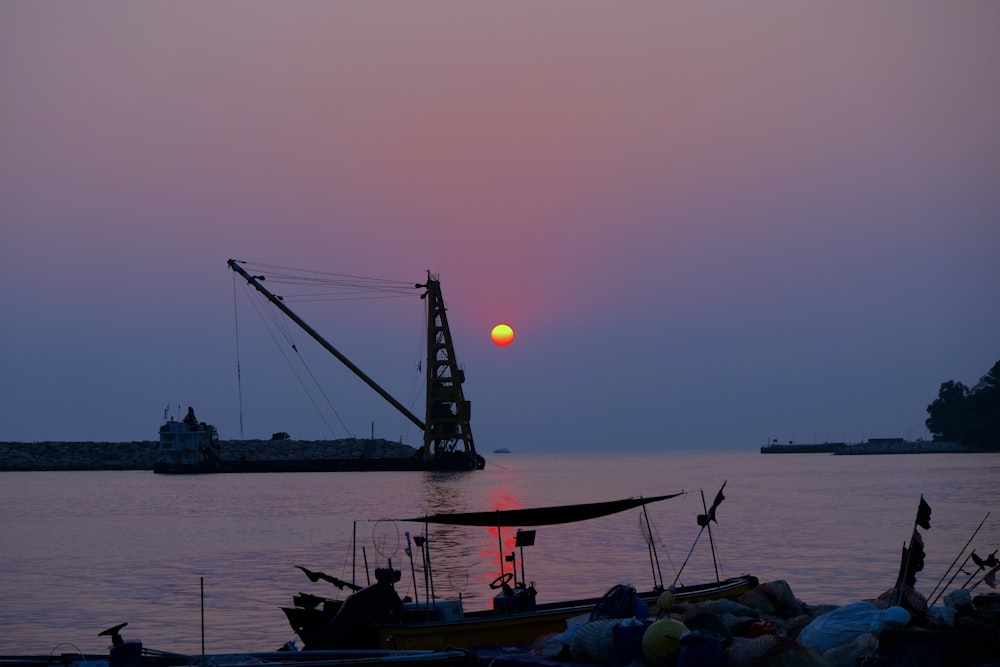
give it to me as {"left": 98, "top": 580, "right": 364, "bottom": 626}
{"left": 0, "top": 438, "right": 419, "bottom": 471}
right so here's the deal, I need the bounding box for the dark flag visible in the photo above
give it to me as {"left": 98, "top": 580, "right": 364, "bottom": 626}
{"left": 294, "top": 565, "right": 361, "bottom": 591}
{"left": 909, "top": 529, "right": 926, "bottom": 575}
{"left": 898, "top": 528, "right": 926, "bottom": 587}
{"left": 916, "top": 495, "right": 932, "bottom": 530}
{"left": 986, "top": 565, "right": 999, "bottom": 589}
{"left": 697, "top": 480, "right": 727, "bottom": 527}
{"left": 972, "top": 551, "right": 986, "bottom": 569}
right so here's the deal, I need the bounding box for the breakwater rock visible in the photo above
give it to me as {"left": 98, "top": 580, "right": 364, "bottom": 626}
{"left": 0, "top": 438, "right": 419, "bottom": 471}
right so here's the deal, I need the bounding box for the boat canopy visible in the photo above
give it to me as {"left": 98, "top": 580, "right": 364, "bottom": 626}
{"left": 396, "top": 493, "right": 685, "bottom": 527}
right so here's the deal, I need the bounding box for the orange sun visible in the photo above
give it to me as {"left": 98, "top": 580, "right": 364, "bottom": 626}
{"left": 490, "top": 323, "right": 515, "bottom": 346}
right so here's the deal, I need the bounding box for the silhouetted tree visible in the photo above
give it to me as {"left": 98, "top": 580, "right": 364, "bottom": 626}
{"left": 926, "top": 380, "right": 970, "bottom": 442}
{"left": 969, "top": 360, "right": 1000, "bottom": 445}
{"left": 925, "top": 360, "right": 1000, "bottom": 447}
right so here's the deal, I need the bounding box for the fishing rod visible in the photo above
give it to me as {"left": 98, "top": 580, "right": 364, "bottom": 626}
{"left": 672, "top": 526, "right": 705, "bottom": 587}
{"left": 425, "top": 529, "right": 437, "bottom": 606}
{"left": 672, "top": 483, "right": 726, "bottom": 587}
{"left": 927, "top": 512, "right": 989, "bottom": 605}
{"left": 958, "top": 548, "right": 995, "bottom": 590}
{"left": 964, "top": 548, "right": 998, "bottom": 592}
{"left": 701, "top": 489, "right": 721, "bottom": 583}
{"left": 494, "top": 510, "right": 508, "bottom": 614}
{"left": 927, "top": 552, "right": 976, "bottom": 608}
{"left": 640, "top": 502, "right": 664, "bottom": 591}
{"left": 405, "top": 531, "right": 420, "bottom": 606}
{"left": 405, "top": 518, "right": 436, "bottom": 607}
{"left": 363, "top": 546, "right": 371, "bottom": 586}
{"left": 420, "top": 533, "right": 431, "bottom": 606}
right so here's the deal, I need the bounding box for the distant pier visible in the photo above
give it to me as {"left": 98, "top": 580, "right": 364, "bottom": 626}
{"left": 760, "top": 442, "right": 846, "bottom": 454}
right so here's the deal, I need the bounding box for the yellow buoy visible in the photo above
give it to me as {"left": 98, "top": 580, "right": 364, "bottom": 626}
{"left": 658, "top": 589, "right": 676, "bottom": 611}
{"left": 641, "top": 618, "right": 687, "bottom": 667}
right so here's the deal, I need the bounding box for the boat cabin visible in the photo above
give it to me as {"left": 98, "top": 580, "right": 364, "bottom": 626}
{"left": 157, "top": 418, "right": 220, "bottom": 468}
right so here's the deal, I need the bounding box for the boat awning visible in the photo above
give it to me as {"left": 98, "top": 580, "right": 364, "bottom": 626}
{"left": 395, "top": 493, "right": 685, "bottom": 527}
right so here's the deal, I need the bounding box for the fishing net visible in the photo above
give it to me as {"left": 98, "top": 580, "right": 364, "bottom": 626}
{"left": 569, "top": 618, "right": 618, "bottom": 663}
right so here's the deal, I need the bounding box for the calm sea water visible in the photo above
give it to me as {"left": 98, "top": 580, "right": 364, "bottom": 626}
{"left": 1, "top": 451, "right": 998, "bottom": 654}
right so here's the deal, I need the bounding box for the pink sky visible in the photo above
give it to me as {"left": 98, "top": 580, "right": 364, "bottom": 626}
{"left": 1, "top": 3, "right": 998, "bottom": 449}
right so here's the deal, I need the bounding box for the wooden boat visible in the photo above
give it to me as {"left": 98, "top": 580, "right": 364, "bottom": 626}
{"left": 154, "top": 262, "right": 485, "bottom": 474}
{"left": 284, "top": 491, "right": 758, "bottom": 651}
{"left": 0, "top": 650, "right": 475, "bottom": 667}
{"left": 0, "top": 624, "right": 475, "bottom": 667}
{"left": 373, "top": 576, "right": 757, "bottom": 651}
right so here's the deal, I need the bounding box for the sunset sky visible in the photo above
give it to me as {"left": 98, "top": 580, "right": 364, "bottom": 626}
{"left": 2, "top": 3, "right": 998, "bottom": 451}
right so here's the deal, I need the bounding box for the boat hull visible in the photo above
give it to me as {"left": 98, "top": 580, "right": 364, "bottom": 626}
{"left": 0, "top": 649, "right": 475, "bottom": 667}
{"left": 382, "top": 576, "right": 758, "bottom": 650}
{"left": 289, "top": 575, "right": 758, "bottom": 651}
{"left": 379, "top": 611, "right": 576, "bottom": 651}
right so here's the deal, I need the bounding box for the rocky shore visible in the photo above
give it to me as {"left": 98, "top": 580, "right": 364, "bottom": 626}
{"left": 0, "top": 438, "right": 420, "bottom": 471}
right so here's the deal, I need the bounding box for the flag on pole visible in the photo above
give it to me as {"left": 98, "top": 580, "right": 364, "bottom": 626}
{"left": 897, "top": 528, "right": 926, "bottom": 588}
{"left": 697, "top": 480, "right": 727, "bottom": 526}
{"left": 908, "top": 529, "right": 926, "bottom": 580}
{"left": 985, "top": 565, "right": 999, "bottom": 589}
{"left": 916, "top": 495, "right": 932, "bottom": 530}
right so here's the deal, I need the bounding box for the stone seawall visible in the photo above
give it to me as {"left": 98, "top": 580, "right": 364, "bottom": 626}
{"left": 0, "top": 439, "right": 419, "bottom": 471}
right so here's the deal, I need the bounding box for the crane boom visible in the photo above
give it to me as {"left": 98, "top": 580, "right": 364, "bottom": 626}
{"left": 227, "top": 259, "right": 425, "bottom": 431}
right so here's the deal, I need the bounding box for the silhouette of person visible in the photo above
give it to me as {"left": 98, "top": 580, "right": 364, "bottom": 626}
{"left": 183, "top": 406, "right": 198, "bottom": 428}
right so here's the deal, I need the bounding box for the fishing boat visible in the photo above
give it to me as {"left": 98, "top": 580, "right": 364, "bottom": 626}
{"left": 154, "top": 261, "right": 485, "bottom": 474}
{"left": 0, "top": 648, "right": 475, "bottom": 667}
{"left": 283, "top": 490, "right": 758, "bottom": 651}
{"left": 153, "top": 407, "right": 223, "bottom": 474}
{"left": 0, "top": 624, "right": 476, "bottom": 667}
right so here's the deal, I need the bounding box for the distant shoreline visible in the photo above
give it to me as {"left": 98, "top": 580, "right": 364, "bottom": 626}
{"left": 760, "top": 439, "right": 998, "bottom": 455}
{"left": 3, "top": 438, "right": 996, "bottom": 471}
